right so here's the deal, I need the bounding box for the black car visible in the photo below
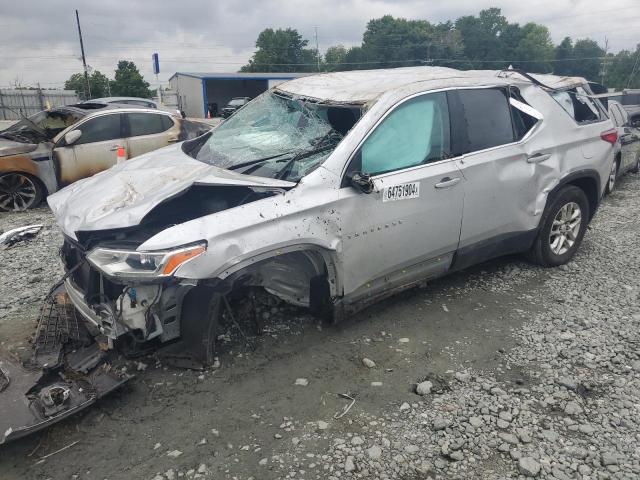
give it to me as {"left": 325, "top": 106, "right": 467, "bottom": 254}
{"left": 221, "top": 97, "right": 251, "bottom": 118}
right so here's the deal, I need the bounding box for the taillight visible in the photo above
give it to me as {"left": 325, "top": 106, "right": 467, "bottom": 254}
{"left": 600, "top": 129, "right": 618, "bottom": 145}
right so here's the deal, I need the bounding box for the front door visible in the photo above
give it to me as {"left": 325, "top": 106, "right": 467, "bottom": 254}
{"left": 339, "top": 91, "right": 464, "bottom": 302}
{"left": 54, "top": 113, "right": 125, "bottom": 187}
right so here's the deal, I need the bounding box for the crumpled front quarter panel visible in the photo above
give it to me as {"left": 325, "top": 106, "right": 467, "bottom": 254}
{"left": 140, "top": 168, "right": 344, "bottom": 281}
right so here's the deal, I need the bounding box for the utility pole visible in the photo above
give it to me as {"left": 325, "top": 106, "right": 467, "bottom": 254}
{"left": 600, "top": 37, "right": 609, "bottom": 86}
{"left": 314, "top": 26, "right": 320, "bottom": 72}
{"left": 75, "top": 9, "right": 91, "bottom": 100}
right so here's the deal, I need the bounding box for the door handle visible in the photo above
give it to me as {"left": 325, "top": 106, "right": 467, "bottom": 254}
{"left": 109, "top": 146, "right": 120, "bottom": 151}
{"left": 167, "top": 137, "right": 179, "bottom": 143}
{"left": 434, "top": 177, "right": 461, "bottom": 189}
{"left": 527, "top": 152, "right": 551, "bottom": 163}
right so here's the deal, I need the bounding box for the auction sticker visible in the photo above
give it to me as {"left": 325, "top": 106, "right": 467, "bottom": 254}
{"left": 383, "top": 182, "right": 420, "bottom": 202}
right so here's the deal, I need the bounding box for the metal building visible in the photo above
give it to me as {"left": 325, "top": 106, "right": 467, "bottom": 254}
{"left": 168, "top": 72, "right": 310, "bottom": 118}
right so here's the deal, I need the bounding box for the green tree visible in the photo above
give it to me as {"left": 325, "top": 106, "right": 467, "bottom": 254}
{"left": 512, "top": 23, "right": 554, "bottom": 73}
{"left": 324, "top": 45, "right": 347, "bottom": 71}
{"left": 64, "top": 70, "right": 111, "bottom": 100}
{"left": 455, "top": 8, "right": 509, "bottom": 68}
{"left": 554, "top": 37, "right": 574, "bottom": 76}
{"left": 110, "top": 61, "right": 152, "bottom": 98}
{"left": 570, "top": 39, "right": 605, "bottom": 82}
{"left": 605, "top": 46, "right": 640, "bottom": 90}
{"left": 241, "top": 28, "right": 319, "bottom": 72}
{"left": 344, "top": 46, "right": 368, "bottom": 70}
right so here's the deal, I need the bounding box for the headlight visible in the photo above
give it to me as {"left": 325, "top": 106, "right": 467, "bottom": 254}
{"left": 87, "top": 243, "right": 206, "bottom": 278}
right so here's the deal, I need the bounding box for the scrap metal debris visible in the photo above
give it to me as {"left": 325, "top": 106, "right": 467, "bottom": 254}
{"left": 333, "top": 392, "right": 356, "bottom": 419}
{"left": 0, "top": 287, "right": 131, "bottom": 445}
{"left": 34, "top": 440, "right": 80, "bottom": 464}
{"left": 0, "top": 224, "right": 42, "bottom": 247}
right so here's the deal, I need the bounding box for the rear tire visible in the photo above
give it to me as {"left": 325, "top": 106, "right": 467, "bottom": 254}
{"left": 605, "top": 158, "right": 618, "bottom": 194}
{"left": 0, "top": 172, "right": 44, "bottom": 211}
{"left": 526, "top": 186, "right": 589, "bottom": 267}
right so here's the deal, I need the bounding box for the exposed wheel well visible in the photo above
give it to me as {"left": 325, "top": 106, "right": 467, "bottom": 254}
{"left": 212, "top": 249, "right": 337, "bottom": 318}
{"left": 564, "top": 176, "right": 599, "bottom": 221}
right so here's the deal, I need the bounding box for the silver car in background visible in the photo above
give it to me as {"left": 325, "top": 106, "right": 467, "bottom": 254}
{"left": 606, "top": 100, "right": 640, "bottom": 193}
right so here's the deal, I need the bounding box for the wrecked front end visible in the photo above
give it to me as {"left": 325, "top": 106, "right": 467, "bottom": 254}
{"left": 60, "top": 234, "right": 201, "bottom": 360}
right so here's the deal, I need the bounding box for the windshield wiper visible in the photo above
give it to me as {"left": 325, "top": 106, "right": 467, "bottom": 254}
{"left": 227, "top": 151, "right": 296, "bottom": 171}
{"left": 274, "top": 144, "right": 335, "bottom": 180}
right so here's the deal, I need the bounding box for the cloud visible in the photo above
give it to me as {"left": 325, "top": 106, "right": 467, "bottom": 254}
{"left": 0, "top": 0, "right": 637, "bottom": 88}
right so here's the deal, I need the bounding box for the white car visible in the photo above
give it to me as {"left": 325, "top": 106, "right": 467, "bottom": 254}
{"left": 1, "top": 67, "right": 617, "bottom": 444}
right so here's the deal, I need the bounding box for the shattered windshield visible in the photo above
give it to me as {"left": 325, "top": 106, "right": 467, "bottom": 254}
{"left": 0, "top": 109, "right": 84, "bottom": 143}
{"left": 190, "top": 92, "right": 360, "bottom": 182}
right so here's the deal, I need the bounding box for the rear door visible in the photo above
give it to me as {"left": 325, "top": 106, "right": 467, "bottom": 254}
{"left": 53, "top": 112, "right": 125, "bottom": 187}
{"left": 124, "top": 112, "right": 178, "bottom": 158}
{"left": 452, "top": 87, "right": 542, "bottom": 266}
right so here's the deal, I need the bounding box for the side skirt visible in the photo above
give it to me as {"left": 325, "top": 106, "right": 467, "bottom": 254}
{"left": 450, "top": 229, "right": 538, "bottom": 272}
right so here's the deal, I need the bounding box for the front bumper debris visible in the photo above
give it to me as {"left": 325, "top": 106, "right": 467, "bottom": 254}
{"left": 0, "top": 288, "right": 130, "bottom": 445}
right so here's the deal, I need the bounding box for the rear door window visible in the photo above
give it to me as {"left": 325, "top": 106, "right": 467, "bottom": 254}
{"left": 127, "top": 113, "right": 171, "bottom": 137}
{"left": 75, "top": 114, "right": 122, "bottom": 145}
{"left": 457, "top": 88, "right": 515, "bottom": 152}
{"left": 359, "top": 92, "right": 451, "bottom": 175}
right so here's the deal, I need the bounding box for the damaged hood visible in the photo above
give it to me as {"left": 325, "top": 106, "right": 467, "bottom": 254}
{"left": 0, "top": 138, "right": 39, "bottom": 156}
{"left": 48, "top": 143, "right": 296, "bottom": 238}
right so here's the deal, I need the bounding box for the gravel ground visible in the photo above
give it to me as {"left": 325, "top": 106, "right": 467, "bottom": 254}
{"left": 0, "top": 173, "right": 639, "bottom": 480}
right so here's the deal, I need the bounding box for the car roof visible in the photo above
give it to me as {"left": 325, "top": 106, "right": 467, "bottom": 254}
{"left": 83, "top": 106, "right": 173, "bottom": 117}
{"left": 275, "top": 66, "right": 589, "bottom": 104}
{"left": 88, "top": 97, "right": 158, "bottom": 105}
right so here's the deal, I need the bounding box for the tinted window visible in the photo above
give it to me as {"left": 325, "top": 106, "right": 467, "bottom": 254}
{"left": 360, "top": 92, "right": 451, "bottom": 175}
{"left": 458, "top": 89, "right": 514, "bottom": 152}
{"left": 128, "top": 113, "right": 170, "bottom": 136}
{"left": 76, "top": 114, "right": 121, "bottom": 145}
{"left": 161, "top": 115, "right": 175, "bottom": 130}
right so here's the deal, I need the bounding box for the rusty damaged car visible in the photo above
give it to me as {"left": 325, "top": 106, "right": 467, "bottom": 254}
{"left": 0, "top": 104, "right": 210, "bottom": 211}
{"left": 0, "top": 67, "right": 616, "bottom": 444}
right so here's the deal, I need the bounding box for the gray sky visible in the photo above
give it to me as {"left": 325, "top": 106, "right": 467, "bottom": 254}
{"left": 0, "top": 0, "right": 638, "bottom": 89}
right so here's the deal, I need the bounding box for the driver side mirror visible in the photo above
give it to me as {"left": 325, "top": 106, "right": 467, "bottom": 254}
{"left": 64, "top": 129, "right": 82, "bottom": 146}
{"left": 349, "top": 171, "right": 374, "bottom": 194}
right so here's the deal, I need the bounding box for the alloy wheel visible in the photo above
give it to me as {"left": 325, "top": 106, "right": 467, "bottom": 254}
{"left": 549, "top": 201, "right": 582, "bottom": 256}
{"left": 0, "top": 173, "right": 38, "bottom": 211}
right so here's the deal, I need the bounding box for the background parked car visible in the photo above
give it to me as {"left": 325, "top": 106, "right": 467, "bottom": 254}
{"left": 606, "top": 100, "right": 640, "bottom": 193}
{"left": 0, "top": 104, "right": 211, "bottom": 211}
{"left": 221, "top": 97, "right": 251, "bottom": 118}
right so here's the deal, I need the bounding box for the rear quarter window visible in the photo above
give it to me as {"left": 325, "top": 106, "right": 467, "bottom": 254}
{"left": 128, "top": 113, "right": 171, "bottom": 136}
{"left": 551, "top": 87, "right": 604, "bottom": 125}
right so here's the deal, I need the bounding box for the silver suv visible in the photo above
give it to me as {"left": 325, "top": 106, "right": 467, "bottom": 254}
{"left": 49, "top": 67, "right": 616, "bottom": 365}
